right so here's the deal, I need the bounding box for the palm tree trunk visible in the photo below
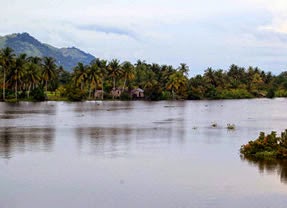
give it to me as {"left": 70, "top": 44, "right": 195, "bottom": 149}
{"left": 112, "top": 77, "right": 116, "bottom": 100}
{"left": 45, "top": 80, "right": 48, "bottom": 94}
{"left": 122, "top": 74, "right": 127, "bottom": 92}
{"left": 15, "top": 80, "right": 18, "bottom": 101}
{"left": 28, "top": 84, "right": 31, "bottom": 98}
{"left": 88, "top": 83, "right": 92, "bottom": 99}
{"left": 101, "top": 78, "right": 104, "bottom": 100}
{"left": 113, "top": 77, "right": 116, "bottom": 90}
{"left": 3, "top": 68, "right": 5, "bottom": 101}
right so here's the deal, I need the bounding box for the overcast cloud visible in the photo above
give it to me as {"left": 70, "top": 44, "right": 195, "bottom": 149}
{"left": 1, "top": 0, "right": 287, "bottom": 74}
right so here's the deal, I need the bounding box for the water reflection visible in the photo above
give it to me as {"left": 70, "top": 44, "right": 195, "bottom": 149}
{"left": 75, "top": 126, "right": 186, "bottom": 157}
{"left": 73, "top": 101, "right": 134, "bottom": 113}
{"left": 0, "top": 127, "right": 55, "bottom": 159}
{"left": 241, "top": 156, "right": 287, "bottom": 184}
{"left": 0, "top": 102, "right": 56, "bottom": 115}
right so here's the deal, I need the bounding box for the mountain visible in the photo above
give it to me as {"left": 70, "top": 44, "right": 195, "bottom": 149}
{"left": 0, "top": 32, "right": 95, "bottom": 71}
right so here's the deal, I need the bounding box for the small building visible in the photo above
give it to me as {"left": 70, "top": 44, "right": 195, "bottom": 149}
{"left": 131, "top": 88, "right": 144, "bottom": 98}
{"left": 111, "top": 88, "right": 123, "bottom": 98}
{"left": 94, "top": 90, "right": 104, "bottom": 99}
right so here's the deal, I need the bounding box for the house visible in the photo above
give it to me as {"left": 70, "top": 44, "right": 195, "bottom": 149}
{"left": 111, "top": 88, "right": 124, "bottom": 98}
{"left": 94, "top": 90, "right": 104, "bottom": 99}
{"left": 131, "top": 88, "right": 144, "bottom": 98}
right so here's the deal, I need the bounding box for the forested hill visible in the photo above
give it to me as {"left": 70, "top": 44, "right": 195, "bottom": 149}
{"left": 0, "top": 32, "right": 95, "bottom": 71}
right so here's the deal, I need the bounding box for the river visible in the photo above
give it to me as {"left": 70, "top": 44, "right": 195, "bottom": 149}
{"left": 0, "top": 99, "right": 287, "bottom": 208}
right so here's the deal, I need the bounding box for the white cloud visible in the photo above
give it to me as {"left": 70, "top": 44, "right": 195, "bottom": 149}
{"left": 1, "top": 0, "right": 287, "bottom": 73}
{"left": 245, "top": 0, "right": 287, "bottom": 34}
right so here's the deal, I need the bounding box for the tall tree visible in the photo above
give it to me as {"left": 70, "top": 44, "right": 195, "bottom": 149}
{"left": 178, "top": 63, "right": 189, "bottom": 77}
{"left": 24, "top": 59, "right": 41, "bottom": 97}
{"left": 0, "top": 47, "right": 15, "bottom": 100}
{"left": 121, "top": 61, "right": 135, "bottom": 91}
{"left": 73, "top": 62, "right": 87, "bottom": 91}
{"left": 42, "top": 57, "right": 57, "bottom": 93}
{"left": 27, "top": 56, "right": 42, "bottom": 65}
{"left": 99, "top": 59, "right": 108, "bottom": 100}
{"left": 87, "top": 64, "right": 102, "bottom": 99}
{"left": 166, "top": 71, "right": 188, "bottom": 99}
{"left": 91, "top": 58, "right": 108, "bottom": 99}
{"left": 9, "top": 54, "right": 27, "bottom": 100}
{"left": 108, "top": 59, "right": 121, "bottom": 99}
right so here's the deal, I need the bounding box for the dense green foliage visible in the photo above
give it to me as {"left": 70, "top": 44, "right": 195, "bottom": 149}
{"left": 30, "top": 87, "right": 46, "bottom": 101}
{"left": 240, "top": 130, "right": 287, "bottom": 159}
{"left": 2, "top": 47, "right": 287, "bottom": 101}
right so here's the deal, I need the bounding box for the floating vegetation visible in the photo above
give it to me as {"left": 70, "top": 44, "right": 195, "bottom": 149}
{"left": 227, "top": 124, "right": 235, "bottom": 130}
{"left": 240, "top": 130, "right": 287, "bottom": 159}
{"left": 211, "top": 122, "right": 217, "bottom": 128}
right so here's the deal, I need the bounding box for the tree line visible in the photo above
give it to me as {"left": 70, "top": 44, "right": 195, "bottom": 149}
{"left": 1, "top": 47, "right": 287, "bottom": 101}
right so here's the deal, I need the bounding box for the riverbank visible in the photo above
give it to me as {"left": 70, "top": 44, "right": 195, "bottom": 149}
{"left": 2, "top": 93, "right": 287, "bottom": 102}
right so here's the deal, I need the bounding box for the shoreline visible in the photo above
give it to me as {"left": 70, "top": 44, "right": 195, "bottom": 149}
{"left": 1, "top": 96, "right": 286, "bottom": 103}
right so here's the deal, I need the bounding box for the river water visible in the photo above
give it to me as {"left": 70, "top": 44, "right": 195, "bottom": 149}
{"left": 0, "top": 99, "right": 287, "bottom": 208}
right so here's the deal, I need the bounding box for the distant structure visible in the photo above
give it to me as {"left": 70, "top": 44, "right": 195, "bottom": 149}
{"left": 94, "top": 90, "right": 104, "bottom": 99}
{"left": 111, "top": 88, "right": 123, "bottom": 98}
{"left": 131, "top": 88, "right": 144, "bottom": 98}
{"left": 109, "top": 87, "right": 144, "bottom": 99}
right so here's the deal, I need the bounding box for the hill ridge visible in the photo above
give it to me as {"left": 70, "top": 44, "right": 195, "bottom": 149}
{"left": 0, "top": 32, "right": 95, "bottom": 71}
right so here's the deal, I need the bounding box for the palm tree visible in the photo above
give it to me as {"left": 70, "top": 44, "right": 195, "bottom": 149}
{"left": 178, "top": 63, "right": 189, "bottom": 76}
{"left": 8, "top": 54, "right": 26, "bottom": 100}
{"left": 42, "top": 57, "right": 57, "bottom": 93}
{"left": 87, "top": 64, "right": 102, "bottom": 99}
{"left": 0, "top": 47, "right": 15, "bottom": 100}
{"left": 134, "top": 59, "right": 147, "bottom": 85}
{"left": 108, "top": 59, "right": 122, "bottom": 99}
{"left": 150, "top": 63, "right": 161, "bottom": 75}
{"left": 204, "top": 67, "right": 217, "bottom": 87}
{"left": 73, "top": 62, "right": 87, "bottom": 90}
{"left": 99, "top": 59, "right": 108, "bottom": 100}
{"left": 91, "top": 58, "right": 108, "bottom": 99}
{"left": 144, "top": 69, "right": 159, "bottom": 98}
{"left": 27, "top": 56, "right": 42, "bottom": 65}
{"left": 160, "top": 65, "right": 173, "bottom": 86}
{"left": 121, "top": 61, "right": 135, "bottom": 91}
{"left": 166, "top": 71, "right": 188, "bottom": 99}
{"left": 24, "top": 61, "right": 41, "bottom": 98}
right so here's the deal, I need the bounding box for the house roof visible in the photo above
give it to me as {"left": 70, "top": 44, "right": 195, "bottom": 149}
{"left": 132, "top": 88, "right": 144, "bottom": 93}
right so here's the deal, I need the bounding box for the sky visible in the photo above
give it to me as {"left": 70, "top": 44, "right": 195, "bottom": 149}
{"left": 1, "top": 0, "right": 287, "bottom": 75}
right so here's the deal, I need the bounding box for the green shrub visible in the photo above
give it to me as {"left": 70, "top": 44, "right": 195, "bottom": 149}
{"left": 218, "top": 89, "right": 253, "bottom": 99}
{"left": 161, "top": 91, "right": 172, "bottom": 100}
{"left": 266, "top": 88, "right": 275, "bottom": 98}
{"left": 120, "top": 91, "right": 131, "bottom": 100}
{"left": 30, "top": 87, "right": 46, "bottom": 101}
{"left": 275, "top": 89, "right": 287, "bottom": 97}
{"left": 66, "top": 86, "right": 86, "bottom": 101}
{"left": 204, "top": 86, "right": 218, "bottom": 99}
{"left": 240, "top": 130, "right": 287, "bottom": 159}
{"left": 55, "top": 86, "right": 66, "bottom": 97}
